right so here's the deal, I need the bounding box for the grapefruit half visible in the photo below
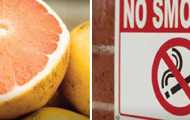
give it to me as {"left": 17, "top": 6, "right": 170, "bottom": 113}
{"left": 0, "top": 0, "right": 70, "bottom": 119}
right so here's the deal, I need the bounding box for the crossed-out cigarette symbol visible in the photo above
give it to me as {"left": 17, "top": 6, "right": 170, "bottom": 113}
{"left": 152, "top": 38, "right": 190, "bottom": 115}
{"left": 161, "top": 48, "right": 190, "bottom": 99}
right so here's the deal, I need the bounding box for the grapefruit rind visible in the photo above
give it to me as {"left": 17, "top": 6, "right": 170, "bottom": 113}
{"left": 0, "top": 0, "right": 70, "bottom": 119}
{"left": 63, "top": 21, "right": 89, "bottom": 115}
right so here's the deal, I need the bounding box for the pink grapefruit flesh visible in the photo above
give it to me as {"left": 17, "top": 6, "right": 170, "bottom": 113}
{"left": 0, "top": 0, "right": 62, "bottom": 94}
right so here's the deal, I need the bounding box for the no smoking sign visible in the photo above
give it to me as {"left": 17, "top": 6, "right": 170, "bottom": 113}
{"left": 115, "top": 0, "right": 190, "bottom": 119}
{"left": 152, "top": 38, "right": 190, "bottom": 116}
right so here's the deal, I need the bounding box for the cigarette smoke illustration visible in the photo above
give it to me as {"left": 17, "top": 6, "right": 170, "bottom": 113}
{"left": 161, "top": 48, "right": 183, "bottom": 89}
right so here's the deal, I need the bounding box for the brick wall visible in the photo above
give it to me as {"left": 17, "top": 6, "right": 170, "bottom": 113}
{"left": 92, "top": 0, "right": 115, "bottom": 120}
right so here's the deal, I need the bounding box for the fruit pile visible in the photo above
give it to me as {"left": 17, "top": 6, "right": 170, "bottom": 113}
{"left": 0, "top": 0, "right": 89, "bottom": 119}
{"left": 24, "top": 21, "right": 90, "bottom": 120}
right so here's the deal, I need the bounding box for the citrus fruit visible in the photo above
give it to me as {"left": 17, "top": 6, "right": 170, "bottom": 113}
{"left": 46, "top": 91, "right": 61, "bottom": 107}
{"left": 23, "top": 107, "right": 89, "bottom": 120}
{"left": 0, "top": 0, "right": 70, "bottom": 119}
{"left": 61, "top": 21, "right": 90, "bottom": 115}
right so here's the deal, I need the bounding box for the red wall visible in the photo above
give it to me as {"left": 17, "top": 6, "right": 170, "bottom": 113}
{"left": 93, "top": 0, "right": 115, "bottom": 120}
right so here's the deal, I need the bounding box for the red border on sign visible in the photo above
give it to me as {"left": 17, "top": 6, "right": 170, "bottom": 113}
{"left": 118, "top": 0, "right": 160, "bottom": 119}
{"left": 120, "top": 0, "right": 190, "bottom": 32}
{"left": 117, "top": 0, "right": 190, "bottom": 119}
{"left": 118, "top": 0, "right": 161, "bottom": 119}
{"left": 118, "top": 28, "right": 161, "bottom": 120}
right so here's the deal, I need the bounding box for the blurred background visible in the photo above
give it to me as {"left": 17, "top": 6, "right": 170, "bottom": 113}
{"left": 44, "top": 0, "right": 89, "bottom": 30}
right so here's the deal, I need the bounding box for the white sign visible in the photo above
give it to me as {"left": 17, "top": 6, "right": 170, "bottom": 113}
{"left": 115, "top": 0, "right": 190, "bottom": 119}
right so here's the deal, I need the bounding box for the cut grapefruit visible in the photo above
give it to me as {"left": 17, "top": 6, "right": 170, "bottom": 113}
{"left": 0, "top": 0, "right": 70, "bottom": 119}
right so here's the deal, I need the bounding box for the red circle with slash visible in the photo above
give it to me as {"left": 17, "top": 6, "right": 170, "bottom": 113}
{"left": 152, "top": 38, "right": 190, "bottom": 116}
